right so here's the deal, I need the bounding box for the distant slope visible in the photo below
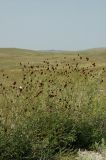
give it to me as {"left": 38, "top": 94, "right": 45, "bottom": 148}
{"left": 81, "top": 48, "right": 106, "bottom": 55}
{"left": 0, "top": 48, "right": 39, "bottom": 56}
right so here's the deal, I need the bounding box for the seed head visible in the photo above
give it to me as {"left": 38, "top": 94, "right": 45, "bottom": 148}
{"left": 92, "top": 63, "right": 96, "bottom": 67}
{"left": 86, "top": 57, "right": 89, "bottom": 61}
{"left": 13, "top": 81, "right": 16, "bottom": 85}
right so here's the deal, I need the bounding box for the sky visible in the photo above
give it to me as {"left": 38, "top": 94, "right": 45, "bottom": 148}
{"left": 0, "top": 0, "right": 106, "bottom": 51}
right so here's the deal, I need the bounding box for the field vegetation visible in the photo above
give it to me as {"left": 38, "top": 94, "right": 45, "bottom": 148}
{"left": 0, "top": 48, "right": 106, "bottom": 160}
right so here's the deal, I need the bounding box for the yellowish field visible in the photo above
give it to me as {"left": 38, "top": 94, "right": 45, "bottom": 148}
{"left": 0, "top": 48, "right": 106, "bottom": 92}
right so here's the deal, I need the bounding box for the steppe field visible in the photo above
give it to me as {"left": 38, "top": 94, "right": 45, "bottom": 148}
{"left": 0, "top": 48, "right": 106, "bottom": 160}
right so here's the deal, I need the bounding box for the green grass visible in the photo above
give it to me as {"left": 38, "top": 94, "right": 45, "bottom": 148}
{"left": 0, "top": 48, "right": 106, "bottom": 160}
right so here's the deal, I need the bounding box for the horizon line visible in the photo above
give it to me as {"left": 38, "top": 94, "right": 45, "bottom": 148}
{"left": 0, "top": 47, "right": 106, "bottom": 52}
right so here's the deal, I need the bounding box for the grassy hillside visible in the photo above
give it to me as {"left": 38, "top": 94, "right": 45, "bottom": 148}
{"left": 0, "top": 48, "right": 106, "bottom": 91}
{"left": 0, "top": 48, "right": 106, "bottom": 67}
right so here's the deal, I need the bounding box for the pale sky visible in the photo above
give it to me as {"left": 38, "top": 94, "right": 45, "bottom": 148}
{"left": 0, "top": 0, "right": 106, "bottom": 50}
